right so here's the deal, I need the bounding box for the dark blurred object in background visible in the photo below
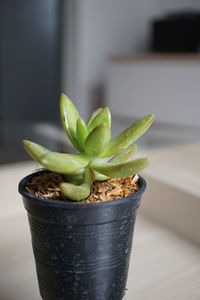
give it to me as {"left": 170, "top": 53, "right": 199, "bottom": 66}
{"left": 151, "top": 11, "right": 200, "bottom": 52}
{"left": 0, "top": 0, "right": 61, "bottom": 163}
{"left": 0, "top": 0, "right": 61, "bottom": 123}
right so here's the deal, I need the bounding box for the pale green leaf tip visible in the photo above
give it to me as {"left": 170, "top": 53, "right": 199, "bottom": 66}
{"left": 147, "top": 113, "right": 155, "bottom": 121}
{"left": 23, "top": 139, "right": 29, "bottom": 147}
{"left": 60, "top": 92, "right": 66, "bottom": 103}
{"left": 59, "top": 182, "right": 90, "bottom": 201}
{"left": 23, "top": 139, "right": 34, "bottom": 152}
{"left": 60, "top": 92, "right": 68, "bottom": 99}
{"left": 140, "top": 157, "right": 150, "bottom": 171}
{"left": 142, "top": 113, "right": 155, "bottom": 123}
{"left": 60, "top": 93, "right": 72, "bottom": 107}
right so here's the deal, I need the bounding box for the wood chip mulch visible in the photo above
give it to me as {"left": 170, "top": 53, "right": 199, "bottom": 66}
{"left": 84, "top": 175, "right": 139, "bottom": 203}
{"left": 26, "top": 172, "right": 140, "bottom": 203}
{"left": 26, "top": 172, "right": 65, "bottom": 200}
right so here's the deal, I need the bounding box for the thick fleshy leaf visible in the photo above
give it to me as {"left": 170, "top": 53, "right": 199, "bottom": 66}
{"left": 60, "top": 182, "right": 90, "bottom": 201}
{"left": 109, "top": 144, "right": 137, "bottom": 164}
{"left": 91, "top": 158, "right": 149, "bottom": 178}
{"left": 60, "top": 93, "right": 82, "bottom": 151}
{"left": 71, "top": 168, "right": 85, "bottom": 175}
{"left": 84, "top": 123, "right": 110, "bottom": 157}
{"left": 23, "top": 140, "right": 90, "bottom": 174}
{"left": 76, "top": 117, "right": 88, "bottom": 146}
{"left": 40, "top": 153, "right": 89, "bottom": 175}
{"left": 65, "top": 174, "right": 83, "bottom": 185}
{"left": 94, "top": 171, "right": 109, "bottom": 181}
{"left": 60, "top": 167, "right": 93, "bottom": 201}
{"left": 87, "top": 107, "right": 103, "bottom": 129}
{"left": 93, "top": 144, "right": 137, "bottom": 180}
{"left": 101, "top": 114, "right": 154, "bottom": 158}
{"left": 23, "top": 140, "right": 48, "bottom": 161}
{"left": 87, "top": 107, "right": 111, "bottom": 133}
{"left": 83, "top": 167, "right": 93, "bottom": 188}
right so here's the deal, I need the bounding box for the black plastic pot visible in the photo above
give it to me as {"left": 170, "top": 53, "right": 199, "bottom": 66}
{"left": 19, "top": 170, "right": 146, "bottom": 300}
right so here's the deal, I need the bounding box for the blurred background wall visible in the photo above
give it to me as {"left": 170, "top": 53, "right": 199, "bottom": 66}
{"left": 1, "top": 0, "right": 200, "bottom": 163}
{"left": 62, "top": 0, "right": 200, "bottom": 117}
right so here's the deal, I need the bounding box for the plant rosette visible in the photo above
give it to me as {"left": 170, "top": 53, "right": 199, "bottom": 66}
{"left": 18, "top": 94, "right": 154, "bottom": 300}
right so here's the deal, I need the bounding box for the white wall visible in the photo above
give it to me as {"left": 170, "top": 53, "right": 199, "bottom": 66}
{"left": 61, "top": 0, "right": 200, "bottom": 118}
{"left": 107, "top": 59, "right": 200, "bottom": 127}
{"left": 155, "top": 0, "right": 200, "bottom": 13}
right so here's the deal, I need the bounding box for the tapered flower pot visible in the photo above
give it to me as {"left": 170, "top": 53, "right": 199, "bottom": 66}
{"left": 18, "top": 170, "right": 146, "bottom": 300}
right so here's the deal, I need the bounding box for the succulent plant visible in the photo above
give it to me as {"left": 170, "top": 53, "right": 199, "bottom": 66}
{"left": 23, "top": 93, "right": 154, "bottom": 201}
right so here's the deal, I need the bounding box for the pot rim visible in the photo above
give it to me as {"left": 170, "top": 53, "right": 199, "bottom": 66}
{"left": 18, "top": 169, "right": 146, "bottom": 209}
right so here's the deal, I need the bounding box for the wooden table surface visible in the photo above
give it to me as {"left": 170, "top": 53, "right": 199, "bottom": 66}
{"left": 0, "top": 162, "right": 200, "bottom": 300}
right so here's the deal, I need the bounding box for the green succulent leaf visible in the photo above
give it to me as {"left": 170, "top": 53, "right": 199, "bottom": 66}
{"left": 23, "top": 140, "right": 90, "bottom": 174}
{"left": 87, "top": 107, "right": 111, "bottom": 133}
{"left": 59, "top": 167, "right": 93, "bottom": 201}
{"left": 76, "top": 117, "right": 88, "bottom": 146}
{"left": 94, "top": 171, "right": 109, "bottom": 181}
{"left": 39, "top": 152, "right": 89, "bottom": 175}
{"left": 89, "top": 144, "right": 137, "bottom": 181}
{"left": 72, "top": 168, "right": 85, "bottom": 175}
{"left": 93, "top": 144, "right": 137, "bottom": 181}
{"left": 87, "top": 107, "right": 103, "bottom": 129}
{"left": 23, "top": 91, "right": 154, "bottom": 202}
{"left": 59, "top": 182, "right": 90, "bottom": 201}
{"left": 23, "top": 140, "right": 48, "bottom": 161}
{"left": 60, "top": 93, "right": 82, "bottom": 151}
{"left": 83, "top": 167, "right": 93, "bottom": 188}
{"left": 84, "top": 123, "right": 111, "bottom": 157}
{"left": 101, "top": 114, "right": 154, "bottom": 158}
{"left": 109, "top": 144, "right": 137, "bottom": 164}
{"left": 64, "top": 174, "right": 83, "bottom": 185}
{"left": 91, "top": 158, "right": 149, "bottom": 178}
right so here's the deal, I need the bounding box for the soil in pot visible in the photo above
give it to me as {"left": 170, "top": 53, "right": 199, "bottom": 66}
{"left": 25, "top": 170, "right": 140, "bottom": 203}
